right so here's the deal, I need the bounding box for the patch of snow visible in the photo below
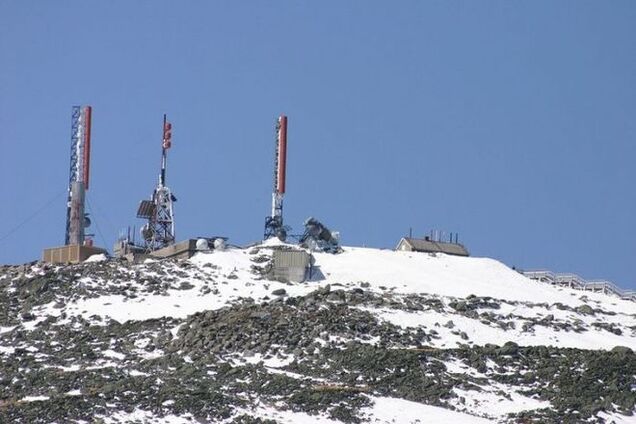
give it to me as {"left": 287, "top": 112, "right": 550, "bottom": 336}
{"left": 0, "top": 325, "right": 15, "bottom": 334}
{"left": 57, "top": 249, "right": 303, "bottom": 323}
{"left": 15, "top": 245, "right": 636, "bottom": 354}
{"left": 85, "top": 253, "right": 108, "bottom": 263}
{"left": 595, "top": 410, "right": 636, "bottom": 423}
{"left": 100, "top": 409, "right": 195, "bottom": 424}
{"left": 226, "top": 405, "right": 342, "bottom": 424}
{"left": 57, "top": 364, "right": 81, "bottom": 372}
{"left": 265, "top": 367, "right": 319, "bottom": 381}
{"left": 103, "top": 349, "right": 126, "bottom": 360}
{"left": 138, "top": 349, "right": 164, "bottom": 360}
{"left": 85, "top": 361, "right": 119, "bottom": 370}
{"left": 317, "top": 248, "right": 635, "bottom": 314}
{"left": 169, "top": 323, "right": 184, "bottom": 338}
{"left": 20, "top": 395, "right": 49, "bottom": 402}
{"left": 0, "top": 346, "right": 15, "bottom": 355}
{"left": 134, "top": 337, "right": 151, "bottom": 349}
{"left": 360, "top": 396, "right": 493, "bottom": 423}
{"left": 258, "top": 238, "right": 300, "bottom": 248}
{"left": 366, "top": 306, "right": 636, "bottom": 351}
{"left": 21, "top": 315, "right": 50, "bottom": 331}
{"left": 241, "top": 352, "right": 295, "bottom": 368}
{"left": 451, "top": 386, "right": 550, "bottom": 418}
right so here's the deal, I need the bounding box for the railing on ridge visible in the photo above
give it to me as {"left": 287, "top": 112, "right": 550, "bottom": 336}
{"left": 522, "top": 270, "right": 636, "bottom": 302}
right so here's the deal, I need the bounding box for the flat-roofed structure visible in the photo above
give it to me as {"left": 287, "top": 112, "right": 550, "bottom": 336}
{"left": 114, "top": 239, "right": 200, "bottom": 262}
{"left": 396, "top": 237, "right": 469, "bottom": 257}
{"left": 151, "top": 239, "right": 199, "bottom": 260}
{"left": 43, "top": 245, "right": 109, "bottom": 264}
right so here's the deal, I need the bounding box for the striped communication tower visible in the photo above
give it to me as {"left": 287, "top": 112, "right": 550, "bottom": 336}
{"left": 65, "top": 106, "right": 93, "bottom": 246}
{"left": 264, "top": 115, "right": 288, "bottom": 241}
{"left": 137, "top": 114, "right": 176, "bottom": 252}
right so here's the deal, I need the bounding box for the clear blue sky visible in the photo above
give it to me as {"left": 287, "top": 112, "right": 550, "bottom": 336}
{"left": 1, "top": 1, "right": 635, "bottom": 288}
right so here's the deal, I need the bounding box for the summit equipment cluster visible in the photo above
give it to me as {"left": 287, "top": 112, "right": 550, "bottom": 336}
{"left": 44, "top": 108, "right": 341, "bottom": 264}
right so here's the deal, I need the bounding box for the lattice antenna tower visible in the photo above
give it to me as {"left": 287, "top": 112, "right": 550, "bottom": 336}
{"left": 65, "top": 106, "right": 92, "bottom": 246}
{"left": 137, "top": 115, "right": 176, "bottom": 251}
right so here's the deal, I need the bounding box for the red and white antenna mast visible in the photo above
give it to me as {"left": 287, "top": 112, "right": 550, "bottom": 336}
{"left": 65, "top": 105, "right": 92, "bottom": 246}
{"left": 137, "top": 114, "right": 176, "bottom": 251}
{"left": 264, "top": 115, "right": 288, "bottom": 241}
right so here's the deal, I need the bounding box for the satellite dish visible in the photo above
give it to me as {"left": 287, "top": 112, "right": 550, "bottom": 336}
{"left": 276, "top": 228, "right": 287, "bottom": 242}
{"left": 84, "top": 216, "right": 91, "bottom": 228}
{"left": 195, "top": 238, "right": 209, "bottom": 251}
{"left": 213, "top": 238, "right": 226, "bottom": 251}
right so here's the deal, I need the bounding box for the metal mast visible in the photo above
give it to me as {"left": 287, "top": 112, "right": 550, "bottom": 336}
{"left": 137, "top": 114, "right": 176, "bottom": 251}
{"left": 65, "top": 106, "right": 92, "bottom": 246}
{"left": 264, "top": 115, "right": 288, "bottom": 241}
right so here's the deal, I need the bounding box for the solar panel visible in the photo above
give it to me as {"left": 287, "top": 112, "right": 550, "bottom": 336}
{"left": 137, "top": 200, "right": 156, "bottom": 219}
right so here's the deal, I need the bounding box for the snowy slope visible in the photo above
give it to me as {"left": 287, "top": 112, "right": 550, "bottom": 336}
{"left": 1, "top": 244, "right": 635, "bottom": 423}
{"left": 30, "top": 245, "right": 636, "bottom": 350}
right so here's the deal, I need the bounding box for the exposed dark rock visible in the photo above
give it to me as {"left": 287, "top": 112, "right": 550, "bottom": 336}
{"left": 0, "top": 259, "right": 634, "bottom": 423}
{"left": 576, "top": 304, "right": 595, "bottom": 315}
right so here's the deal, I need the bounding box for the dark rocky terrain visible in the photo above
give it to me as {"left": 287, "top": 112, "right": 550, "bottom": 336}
{"left": 1, "top": 246, "right": 635, "bottom": 423}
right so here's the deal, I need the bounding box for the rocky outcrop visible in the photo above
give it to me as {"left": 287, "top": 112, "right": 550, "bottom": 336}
{"left": 0, "top": 253, "right": 635, "bottom": 423}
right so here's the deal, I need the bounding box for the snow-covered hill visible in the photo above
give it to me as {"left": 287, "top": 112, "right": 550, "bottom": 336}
{"left": 1, "top": 244, "right": 635, "bottom": 423}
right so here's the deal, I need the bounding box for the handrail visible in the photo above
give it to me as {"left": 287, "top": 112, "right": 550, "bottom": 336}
{"left": 522, "top": 269, "right": 635, "bottom": 302}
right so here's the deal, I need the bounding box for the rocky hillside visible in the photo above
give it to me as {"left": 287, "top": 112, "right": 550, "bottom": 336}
{"left": 1, "top": 243, "right": 635, "bottom": 423}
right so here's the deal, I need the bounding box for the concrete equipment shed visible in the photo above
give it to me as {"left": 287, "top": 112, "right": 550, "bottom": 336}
{"left": 43, "top": 245, "right": 108, "bottom": 264}
{"left": 396, "top": 237, "right": 469, "bottom": 257}
{"left": 270, "top": 249, "right": 313, "bottom": 283}
{"left": 151, "top": 239, "right": 199, "bottom": 260}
